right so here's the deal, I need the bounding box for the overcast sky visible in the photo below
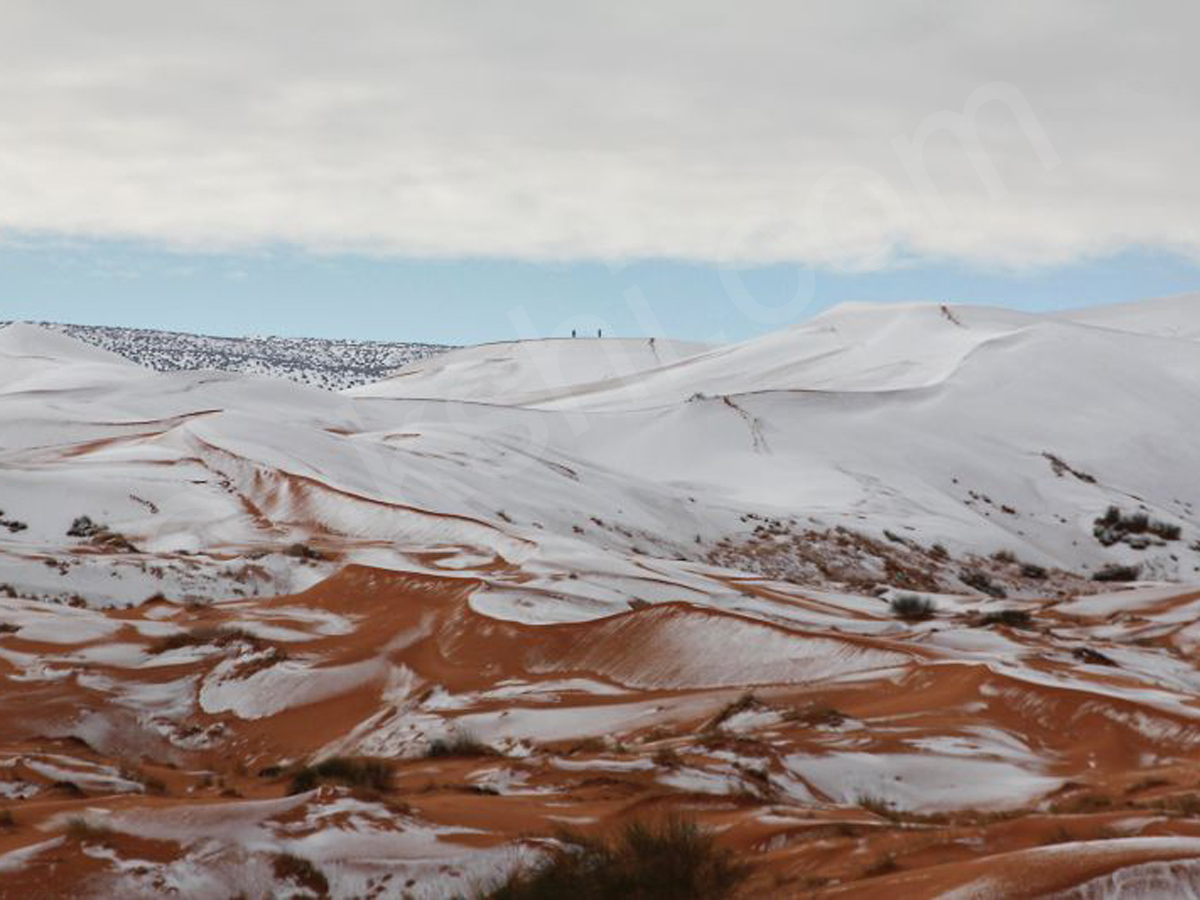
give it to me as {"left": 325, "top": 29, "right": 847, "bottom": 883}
{"left": 2, "top": 2, "right": 1198, "bottom": 340}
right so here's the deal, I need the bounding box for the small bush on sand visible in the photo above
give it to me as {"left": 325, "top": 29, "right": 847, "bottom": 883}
{"left": 283, "top": 543, "right": 327, "bottom": 561}
{"left": 651, "top": 748, "right": 683, "bottom": 769}
{"left": 862, "top": 853, "right": 900, "bottom": 878}
{"left": 273, "top": 853, "right": 329, "bottom": 896}
{"left": 959, "top": 569, "right": 1007, "bottom": 598}
{"left": 66, "top": 516, "right": 138, "bottom": 552}
{"left": 1093, "top": 564, "right": 1141, "bottom": 583}
{"left": 979, "top": 609, "right": 1033, "bottom": 629}
{"left": 482, "top": 817, "right": 751, "bottom": 900}
{"left": 149, "top": 626, "right": 263, "bottom": 654}
{"left": 65, "top": 816, "right": 112, "bottom": 842}
{"left": 119, "top": 763, "right": 167, "bottom": 795}
{"left": 1094, "top": 506, "right": 1182, "bottom": 546}
{"left": 426, "top": 732, "right": 497, "bottom": 759}
{"left": 709, "top": 691, "right": 758, "bottom": 728}
{"left": 783, "top": 702, "right": 846, "bottom": 728}
{"left": 889, "top": 594, "right": 935, "bottom": 622}
{"left": 288, "top": 757, "right": 394, "bottom": 795}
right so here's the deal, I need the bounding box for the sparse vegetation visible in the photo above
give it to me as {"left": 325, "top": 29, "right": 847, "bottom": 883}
{"left": 991, "top": 549, "right": 1017, "bottom": 565}
{"left": 1073, "top": 646, "right": 1118, "bottom": 666}
{"left": 567, "top": 737, "right": 607, "bottom": 755}
{"left": 1148, "top": 793, "right": 1200, "bottom": 817}
{"left": 1043, "top": 452, "right": 1097, "bottom": 484}
{"left": 651, "top": 748, "right": 683, "bottom": 769}
{"left": 889, "top": 594, "right": 936, "bottom": 622}
{"left": 51, "top": 779, "right": 85, "bottom": 797}
{"left": 273, "top": 853, "right": 329, "bottom": 896}
{"left": 1050, "top": 792, "right": 1113, "bottom": 814}
{"left": 66, "top": 515, "right": 138, "bottom": 552}
{"left": 287, "top": 757, "right": 394, "bottom": 795}
{"left": 959, "top": 569, "right": 1007, "bottom": 598}
{"left": 119, "top": 763, "right": 167, "bottom": 795}
{"left": 481, "top": 817, "right": 751, "bottom": 900}
{"left": 426, "top": 732, "right": 497, "bottom": 759}
{"left": 283, "top": 542, "right": 327, "bottom": 561}
{"left": 1092, "top": 563, "right": 1141, "bottom": 583}
{"left": 858, "top": 794, "right": 901, "bottom": 820}
{"left": 1094, "top": 506, "right": 1182, "bottom": 548}
{"left": 149, "top": 625, "right": 264, "bottom": 654}
{"left": 709, "top": 691, "right": 758, "bottom": 729}
{"left": 862, "top": 853, "right": 900, "bottom": 879}
{"left": 0, "top": 511, "right": 27, "bottom": 534}
{"left": 65, "top": 816, "right": 112, "bottom": 842}
{"left": 1020, "top": 563, "right": 1048, "bottom": 580}
{"left": 979, "top": 609, "right": 1033, "bottom": 629}
{"left": 784, "top": 702, "right": 846, "bottom": 728}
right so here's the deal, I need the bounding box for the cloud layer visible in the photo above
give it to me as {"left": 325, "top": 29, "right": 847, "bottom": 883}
{"left": 2, "top": 1, "right": 1198, "bottom": 268}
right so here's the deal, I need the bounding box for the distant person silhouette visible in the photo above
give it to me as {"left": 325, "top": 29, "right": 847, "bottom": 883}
{"left": 597, "top": 328, "right": 602, "bottom": 338}
{"left": 571, "top": 329, "right": 576, "bottom": 338}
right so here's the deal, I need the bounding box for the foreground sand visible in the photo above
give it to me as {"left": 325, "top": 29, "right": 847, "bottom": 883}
{"left": 3, "top": 565, "right": 1200, "bottom": 897}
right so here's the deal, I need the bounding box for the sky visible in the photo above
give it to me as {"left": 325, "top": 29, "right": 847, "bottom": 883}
{"left": 2, "top": 1, "right": 1199, "bottom": 344}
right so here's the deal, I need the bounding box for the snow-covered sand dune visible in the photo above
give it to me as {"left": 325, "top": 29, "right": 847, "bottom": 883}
{"left": 2, "top": 297, "right": 1200, "bottom": 897}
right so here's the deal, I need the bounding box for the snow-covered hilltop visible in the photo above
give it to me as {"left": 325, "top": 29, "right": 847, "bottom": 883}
{"left": 0, "top": 320, "right": 450, "bottom": 390}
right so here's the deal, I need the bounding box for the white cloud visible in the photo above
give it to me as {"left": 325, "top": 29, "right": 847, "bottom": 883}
{"left": 1, "top": 1, "right": 1198, "bottom": 268}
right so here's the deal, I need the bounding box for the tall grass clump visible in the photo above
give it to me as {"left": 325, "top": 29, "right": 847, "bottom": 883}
{"left": 483, "top": 816, "right": 751, "bottom": 900}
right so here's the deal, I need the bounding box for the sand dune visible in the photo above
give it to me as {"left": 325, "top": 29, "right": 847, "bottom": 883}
{"left": 2, "top": 299, "right": 1200, "bottom": 896}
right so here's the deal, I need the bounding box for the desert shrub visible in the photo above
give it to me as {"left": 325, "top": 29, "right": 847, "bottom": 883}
{"left": 482, "top": 816, "right": 750, "bottom": 900}
{"left": 426, "top": 732, "right": 497, "bottom": 759}
{"left": 1092, "top": 564, "right": 1141, "bottom": 583}
{"left": 283, "top": 543, "right": 326, "bottom": 561}
{"left": 119, "top": 763, "right": 167, "bottom": 795}
{"left": 288, "top": 757, "right": 393, "bottom": 795}
{"left": 1126, "top": 777, "right": 1171, "bottom": 795}
{"left": 1158, "top": 793, "right": 1200, "bottom": 817}
{"left": 0, "top": 511, "right": 27, "bottom": 533}
{"left": 65, "top": 816, "right": 112, "bottom": 841}
{"left": 1020, "top": 563, "right": 1048, "bottom": 580}
{"left": 149, "top": 625, "right": 263, "bottom": 654}
{"left": 889, "top": 594, "right": 935, "bottom": 622}
{"left": 858, "top": 794, "right": 900, "bottom": 820}
{"left": 979, "top": 609, "right": 1033, "bottom": 629}
{"left": 273, "top": 853, "right": 329, "bottom": 896}
{"left": 66, "top": 516, "right": 138, "bottom": 552}
{"left": 929, "top": 543, "right": 949, "bottom": 560}
{"left": 991, "top": 550, "right": 1017, "bottom": 565}
{"left": 0, "top": 623, "right": 19, "bottom": 634}
{"left": 960, "top": 569, "right": 1007, "bottom": 598}
{"left": 1094, "top": 507, "right": 1181, "bottom": 546}
{"left": 51, "top": 780, "right": 85, "bottom": 797}
{"left": 568, "top": 737, "right": 607, "bottom": 755}
{"left": 784, "top": 702, "right": 846, "bottom": 728}
{"left": 651, "top": 748, "right": 683, "bottom": 769}
{"left": 1148, "top": 520, "right": 1182, "bottom": 540}
{"left": 1073, "top": 646, "right": 1118, "bottom": 666}
{"left": 1050, "top": 792, "right": 1113, "bottom": 814}
{"left": 67, "top": 516, "right": 100, "bottom": 538}
{"left": 709, "top": 691, "right": 758, "bottom": 728}
{"left": 862, "top": 853, "right": 900, "bottom": 878}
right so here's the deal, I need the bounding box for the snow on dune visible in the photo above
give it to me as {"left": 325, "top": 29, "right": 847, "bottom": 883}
{"left": 348, "top": 336, "right": 709, "bottom": 405}
{"left": 1061, "top": 293, "right": 1200, "bottom": 340}
{"left": 531, "top": 604, "right": 910, "bottom": 689}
